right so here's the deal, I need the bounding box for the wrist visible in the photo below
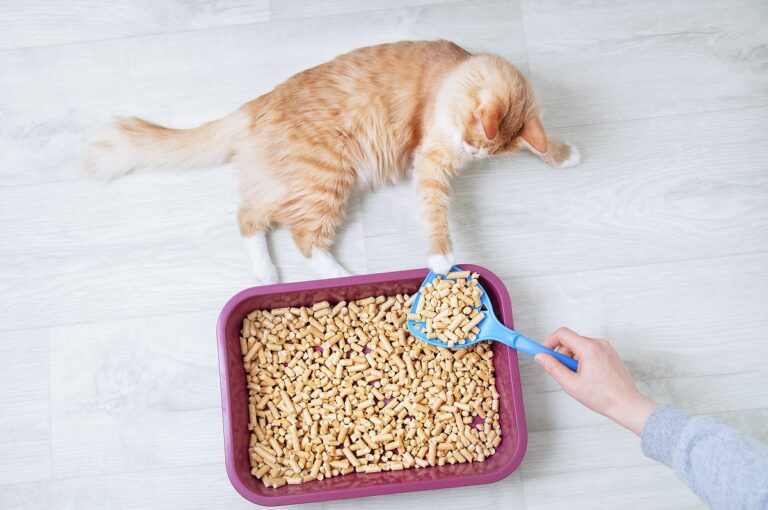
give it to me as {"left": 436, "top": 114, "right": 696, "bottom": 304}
{"left": 609, "top": 392, "right": 658, "bottom": 436}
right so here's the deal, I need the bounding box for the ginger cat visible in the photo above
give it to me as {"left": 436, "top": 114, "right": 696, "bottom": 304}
{"left": 83, "top": 40, "right": 580, "bottom": 284}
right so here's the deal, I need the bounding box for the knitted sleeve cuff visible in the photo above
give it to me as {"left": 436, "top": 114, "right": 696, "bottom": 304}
{"left": 640, "top": 404, "right": 690, "bottom": 467}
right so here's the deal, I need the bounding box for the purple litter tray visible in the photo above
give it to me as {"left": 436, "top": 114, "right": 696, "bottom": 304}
{"left": 217, "top": 264, "right": 527, "bottom": 506}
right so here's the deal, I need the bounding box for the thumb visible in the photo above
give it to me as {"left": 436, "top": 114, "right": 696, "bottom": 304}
{"left": 535, "top": 353, "right": 577, "bottom": 388}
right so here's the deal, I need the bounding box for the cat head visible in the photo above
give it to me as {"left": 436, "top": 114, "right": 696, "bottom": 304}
{"left": 436, "top": 54, "right": 549, "bottom": 159}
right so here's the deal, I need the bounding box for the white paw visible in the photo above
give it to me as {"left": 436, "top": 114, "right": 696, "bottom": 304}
{"left": 428, "top": 253, "right": 455, "bottom": 275}
{"left": 252, "top": 262, "right": 278, "bottom": 286}
{"left": 308, "top": 248, "right": 352, "bottom": 279}
{"left": 82, "top": 121, "right": 137, "bottom": 180}
{"left": 557, "top": 142, "right": 581, "bottom": 169}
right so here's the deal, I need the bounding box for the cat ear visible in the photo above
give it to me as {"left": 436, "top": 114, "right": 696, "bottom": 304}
{"left": 476, "top": 102, "right": 501, "bottom": 141}
{"left": 519, "top": 116, "right": 548, "bottom": 154}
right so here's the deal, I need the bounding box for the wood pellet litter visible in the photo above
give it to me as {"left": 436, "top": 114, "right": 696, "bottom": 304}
{"left": 240, "top": 292, "right": 502, "bottom": 488}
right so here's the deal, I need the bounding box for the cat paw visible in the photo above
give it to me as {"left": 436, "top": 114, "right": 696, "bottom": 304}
{"left": 308, "top": 248, "right": 352, "bottom": 279}
{"left": 82, "top": 121, "right": 137, "bottom": 180}
{"left": 252, "top": 263, "right": 279, "bottom": 286}
{"left": 557, "top": 142, "right": 581, "bottom": 169}
{"left": 428, "top": 253, "right": 455, "bottom": 275}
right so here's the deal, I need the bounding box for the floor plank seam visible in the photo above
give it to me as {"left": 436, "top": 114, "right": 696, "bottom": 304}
{"left": 494, "top": 249, "right": 768, "bottom": 282}
{"left": 0, "top": 459, "right": 226, "bottom": 488}
{"left": 519, "top": 460, "right": 666, "bottom": 482}
{"left": 524, "top": 405, "right": 768, "bottom": 435}
{"left": 538, "top": 102, "right": 768, "bottom": 133}
{"left": 268, "top": 0, "right": 462, "bottom": 23}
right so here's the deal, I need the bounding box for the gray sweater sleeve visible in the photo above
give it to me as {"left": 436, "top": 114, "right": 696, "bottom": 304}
{"left": 641, "top": 405, "right": 768, "bottom": 509}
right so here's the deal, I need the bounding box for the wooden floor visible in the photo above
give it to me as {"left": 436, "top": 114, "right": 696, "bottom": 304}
{"left": 1, "top": 1, "right": 767, "bottom": 508}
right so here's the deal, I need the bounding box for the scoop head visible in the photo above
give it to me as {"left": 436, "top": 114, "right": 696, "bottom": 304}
{"left": 406, "top": 267, "right": 493, "bottom": 349}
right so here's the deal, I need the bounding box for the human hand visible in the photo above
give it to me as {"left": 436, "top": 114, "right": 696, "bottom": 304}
{"left": 535, "top": 327, "right": 658, "bottom": 436}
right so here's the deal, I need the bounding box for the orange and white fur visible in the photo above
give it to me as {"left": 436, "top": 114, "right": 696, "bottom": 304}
{"left": 83, "top": 40, "right": 580, "bottom": 284}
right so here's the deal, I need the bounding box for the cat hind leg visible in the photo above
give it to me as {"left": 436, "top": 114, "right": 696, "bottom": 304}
{"left": 238, "top": 203, "right": 279, "bottom": 285}
{"left": 286, "top": 195, "right": 353, "bottom": 280}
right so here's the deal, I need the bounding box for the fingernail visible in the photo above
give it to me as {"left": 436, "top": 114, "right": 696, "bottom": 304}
{"left": 534, "top": 354, "right": 544, "bottom": 365}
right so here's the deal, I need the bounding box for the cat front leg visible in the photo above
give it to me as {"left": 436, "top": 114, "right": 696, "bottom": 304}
{"left": 536, "top": 139, "right": 581, "bottom": 169}
{"left": 414, "top": 148, "right": 459, "bottom": 275}
{"left": 518, "top": 115, "right": 581, "bottom": 169}
{"left": 428, "top": 252, "right": 456, "bottom": 275}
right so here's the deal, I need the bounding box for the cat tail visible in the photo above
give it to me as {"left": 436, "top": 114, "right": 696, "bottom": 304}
{"left": 82, "top": 109, "right": 251, "bottom": 180}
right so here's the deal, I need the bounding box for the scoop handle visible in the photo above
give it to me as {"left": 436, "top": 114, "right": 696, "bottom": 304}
{"left": 490, "top": 323, "right": 578, "bottom": 372}
{"left": 513, "top": 334, "right": 578, "bottom": 372}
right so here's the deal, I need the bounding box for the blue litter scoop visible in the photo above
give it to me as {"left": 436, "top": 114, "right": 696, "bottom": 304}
{"left": 407, "top": 267, "right": 578, "bottom": 372}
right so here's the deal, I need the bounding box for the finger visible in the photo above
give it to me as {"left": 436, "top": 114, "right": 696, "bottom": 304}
{"left": 557, "top": 346, "right": 574, "bottom": 358}
{"left": 546, "top": 327, "right": 592, "bottom": 354}
{"left": 535, "top": 353, "right": 578, "bottom": 387}
{"left": 542, "top": 335, "right": 562, "bottom": 350}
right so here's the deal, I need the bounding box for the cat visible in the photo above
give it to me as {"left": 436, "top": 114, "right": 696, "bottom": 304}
{"left": 83, "top": 40, "right": 580, "bottom": 284}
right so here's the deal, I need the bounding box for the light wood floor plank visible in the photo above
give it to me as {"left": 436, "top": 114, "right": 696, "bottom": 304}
{"left": 0, "top": 330, "right": 51, "bottom": 485}
{"left": 522, "top": 463, "right": 705, "bottom": 510}
{"left": 0, "top": 0, "right": 269, "bottom": 50}
{"left": 271, "top": 0, "right": 453, "bottom": 21}
{"left": 520, "top": 0, "right": 768, "bottom": 127}
{"left": 48, "top": 311, "right": 224, "bottom": 479}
